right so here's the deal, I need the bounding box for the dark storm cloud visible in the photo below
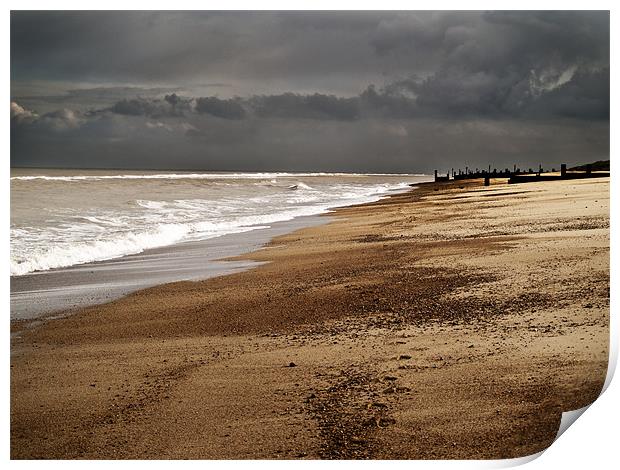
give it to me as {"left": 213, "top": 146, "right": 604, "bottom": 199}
{"left": 10, "top": 11, "right": 390, "bottom": 92}
{"left": 104, "top": 93, "right": 361, "bottom": 121}
{"left": 10, "top": 11, "right": 609, "bottom": 172}
{"left": 11, "top": 10, "right": 609, "bottom": 111}
{"left": 109, "top": 95, "right": 192, "bottom": 118}
{"left": 195, "top": 97, "right": 246, "bottom": 120}
{"left": 365, "top": 10, "right": 609, "bottom": 120}
{"left": 383, "top": 66, "right": 610, "bottom": 120}
{"left": 110, "top": 98, "right": 170, "bottom": 117}
{"left": 96, "top": 66, "right": 608, "bottom": 122}
{"left": 527, "top": 67, "right": 610, "bottom": 120}
{"left": 250, "top": 94, "right": 360, "bottom": 120}
{"left": 11, "top": 99, "right": 609, "bottom": 173}
{"left": 13, "top": 11, "right": 603, "bottom": 93}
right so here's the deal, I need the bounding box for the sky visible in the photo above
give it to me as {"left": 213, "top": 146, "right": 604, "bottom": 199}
{"left": 10, "top": 11, "right": 609, "bottom": 173}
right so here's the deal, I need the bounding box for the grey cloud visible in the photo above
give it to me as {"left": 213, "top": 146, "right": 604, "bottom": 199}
{"left": 10, "top": 11, "right": 609, "bottom": 172}
{"left": 11, "top": 104, "right": 609, "bottom": 173}
{"left": 97, "top": 59, "right": 608, "bottom": 124}
{"left": 109, "top": 95, "right": 193, "bottom": 118}
{"left": 364, "top": 10, "right": 609, "bottom": 120}
{"left": 195, "top": 97, "right": 246, "bottom": 120}
{"left": 11, "top": 86, "right": 184, "bottom": 115}
{"left": 10, "top": 101, "right": 36, "bottom": 123}
{"left": 110, "top": 98, "right": 165, "bottom": 116}
{"left": 358, "top": 85, "right": 418, "bottom": 119}
{"left": 11, "top": 11, "right": 609, "bottom": 106}
{"left": 251, "top": 93, "right": 360, "bottom": 120}
{"left": 64, "top": 86, "right": 179, "bottom": 102}
{"left": 6, "top": 12, "right": 457, "bottom": 95}
{"left": 38, "top": 108, "right": 84, "bottom": 130}
{"left": 400, "top": 65, "right": 610, "bottom": 120}
{"left": 483, "top": 11, "right": 609, "bottom": 67}
{"left": 104, "top": 92, "right": 363, "bottom": 121}
{"left": 11, "top": 102, "right": 85, "bottom": 132}
{"left": 528, "top": 67, "right": 610, "bottom": 120}
{"left": 370, "top": 12, "right": 460, "bottom": 56}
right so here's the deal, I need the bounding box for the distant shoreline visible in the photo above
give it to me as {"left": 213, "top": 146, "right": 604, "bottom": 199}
{"left": 10, "top": 180, "right": 419, "bottom": 320}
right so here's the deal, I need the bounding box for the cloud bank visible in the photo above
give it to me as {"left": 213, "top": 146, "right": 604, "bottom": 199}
{"left": 11, "top": 11, "right": 609, "bottom": 172}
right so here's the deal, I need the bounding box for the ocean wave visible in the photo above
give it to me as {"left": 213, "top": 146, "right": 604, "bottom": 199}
{"left": 11, "top": 178, "right": 420, "bottom": 276}
{"left": 11, "top": 172, "right": 425, "bottom": 182}
{"left": 11, "top": 205, "right": 331, "bottom": 275}
{"left": 288, "top": 182, "right": 315, "bottom": 190}
{"left": 10, "top": 223, "right": 191, "bottom": 276}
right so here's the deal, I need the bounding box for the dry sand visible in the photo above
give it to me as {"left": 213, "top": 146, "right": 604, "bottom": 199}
{"left": 10, "top": 177, "right": 609, "bottom": 459}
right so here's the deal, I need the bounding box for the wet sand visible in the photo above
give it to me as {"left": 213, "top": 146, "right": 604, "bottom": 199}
{"left": 10, "top": 178, "right": 609, "bottom": 459}
{"left": 11, "top": 215, "right": 328, "bottom": 320}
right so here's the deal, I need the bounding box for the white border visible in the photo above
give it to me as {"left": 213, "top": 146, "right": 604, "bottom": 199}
{"left": 3, "top": 2, "right": 617, "bottom": 468}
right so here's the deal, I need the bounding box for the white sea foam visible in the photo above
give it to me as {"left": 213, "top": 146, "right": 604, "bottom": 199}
{"left": 11, "top": 172, "right": 423, "bottom": 182}
{"left": 11, "top": 173, "right": 426, "bottom": 276}
{"left": 11, "top": 224, "right": 190, "bottom": 276}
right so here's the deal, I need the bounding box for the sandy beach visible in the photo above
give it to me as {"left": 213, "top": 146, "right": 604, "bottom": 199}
{"left": 10, "top": 177, "right": 609, "bottom": 459}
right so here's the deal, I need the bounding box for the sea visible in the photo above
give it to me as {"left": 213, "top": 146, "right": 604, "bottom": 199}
{"left": 11, "top": 169, "right": 430, "bottom": 279}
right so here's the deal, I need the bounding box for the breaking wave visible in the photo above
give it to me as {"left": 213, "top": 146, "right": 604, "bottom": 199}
{"left": 11, "top": 174, "right": 420, "bottom": 276}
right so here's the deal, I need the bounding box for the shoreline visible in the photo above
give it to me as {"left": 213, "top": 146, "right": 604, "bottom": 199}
{"left": 10, "top": 215, "right": 328, "bottom": 321}
{"left": 11, "top": 183, "right": 417, "bottom": 321}
{"left": 11, "top": 177, "right": 609, "bottom": 459}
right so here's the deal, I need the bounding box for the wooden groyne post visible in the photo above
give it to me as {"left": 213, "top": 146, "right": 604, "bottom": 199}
{"left": 434, "top": 170, "right": 450, "bottom": 182}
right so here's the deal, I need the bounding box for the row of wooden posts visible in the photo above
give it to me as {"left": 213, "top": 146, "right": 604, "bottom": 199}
{"left": 433, "top": 163, "right": 598, "bottom": 186}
